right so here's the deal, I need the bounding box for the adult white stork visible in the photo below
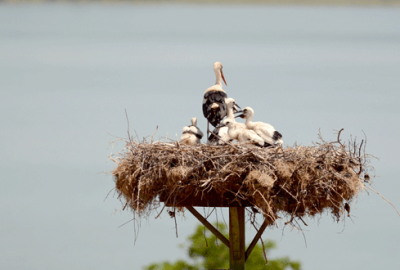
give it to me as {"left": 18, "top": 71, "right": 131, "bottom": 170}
{"left": 236, "top": 107, "right": 283, "bottom": 147}
{"left": 221, "top": 118, "right": 264, "bottom": 147}
{"left": 209, "top": 97, "right": 244, "bottom": 145}
{"left": 202, "top": 62, "right": 229, "bottom": 139}
{"left": 180, "top": 117, "right": 203, "bottom": 145}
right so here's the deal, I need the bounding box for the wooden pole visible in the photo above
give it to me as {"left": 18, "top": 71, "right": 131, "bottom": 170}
{"left": 229, "top": 207, "right": 245, "bottom": 270}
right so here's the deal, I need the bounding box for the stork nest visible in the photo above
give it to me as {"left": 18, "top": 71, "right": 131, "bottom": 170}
{"left": 111, "top": 130, "right": 373, "bottom": 224}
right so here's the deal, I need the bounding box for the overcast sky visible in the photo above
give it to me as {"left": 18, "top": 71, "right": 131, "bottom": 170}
{"left": 1, "top": 3, "right": 399, "bottom": 270}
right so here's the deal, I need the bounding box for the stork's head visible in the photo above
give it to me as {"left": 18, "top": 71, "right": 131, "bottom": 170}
{"left": 213, "top": 62, "right": 223, "bottom": 70}
{"left": 225, "top": 97, "right": 235, "bottom": 106}
{"left": 213, "top": 61, "right": 227, "bottom": 86}
{"left": 225, "top": 98, "right": 241, "bottom": 113}
{"left": 235, "top": 107, "right": 254, "bottom": 119}
{"left": 191, "top": 117, "right": 197, "bottom": 127}
{"left": 220, "top": 118, "right": 234, "bottom": 128}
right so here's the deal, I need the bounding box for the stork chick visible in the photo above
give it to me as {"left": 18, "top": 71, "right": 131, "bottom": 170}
{"left": 221, "top": 119, "right": 264, "bottom": 147}
{"left": 209, "top": 97, "right": 244, "bottom": 145}
{"left": 236, "top": 107, "right": 283, "bottom": 147}
{"left": 180, "top": 117, "right": 203, "bottom": 145}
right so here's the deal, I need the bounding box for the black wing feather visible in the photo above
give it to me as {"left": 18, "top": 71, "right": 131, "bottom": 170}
{"left": 208, "top": 128, "right": 220, "bottom": 143}
{"left": 183, "top": 128, "right": 203, "bottom": 140}
{"left": 202, "top": 91, "right": 228, "bottom": 127}
{"left": 272, "top": 131, "right": 282, "bottom": 141}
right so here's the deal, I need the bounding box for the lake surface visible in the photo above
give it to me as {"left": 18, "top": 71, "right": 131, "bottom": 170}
{"left": 1, "top": 3, "right": 400, "bottom": 270}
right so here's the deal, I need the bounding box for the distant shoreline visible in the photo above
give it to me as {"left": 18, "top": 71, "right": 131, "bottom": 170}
{"left": 3, "top": 0, "right": 400, "bottom": 6}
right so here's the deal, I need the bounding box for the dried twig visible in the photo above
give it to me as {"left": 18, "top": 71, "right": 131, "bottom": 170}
{"left": 365, "top": 185, "right": 400, "bottom": 216}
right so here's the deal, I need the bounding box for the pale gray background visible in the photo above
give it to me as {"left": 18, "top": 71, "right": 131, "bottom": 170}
{"left": 1, "top": 3, "right": 399, "bottom": 270}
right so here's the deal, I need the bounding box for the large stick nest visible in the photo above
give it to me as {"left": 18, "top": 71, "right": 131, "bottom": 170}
{"left": 111, "top": 131, "right": 373, "bottom": 223}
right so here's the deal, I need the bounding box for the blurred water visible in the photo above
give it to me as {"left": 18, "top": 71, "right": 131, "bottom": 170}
{"left": 1, "top": 3, "right": 400, "bottom": 270}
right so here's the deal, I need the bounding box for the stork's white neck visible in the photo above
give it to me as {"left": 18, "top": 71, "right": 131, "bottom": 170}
{"left": 245, "top": 112, "right": 255, "bottom": 128}
{"left": 226, "top": 103, "right": 235, "bottom": 120}
{"left": 214, "top": 68, "right": 222, "bottom": 86}
{"left": 191, "top": 117, "right": 197, "bottom": 127}
{"left": 227, "top": 124, "right": 239, "bottom": 139}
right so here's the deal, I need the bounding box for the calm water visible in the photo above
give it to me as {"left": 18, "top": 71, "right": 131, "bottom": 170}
{"left": 1, "top": 3, "right": 400, "bottom": 270}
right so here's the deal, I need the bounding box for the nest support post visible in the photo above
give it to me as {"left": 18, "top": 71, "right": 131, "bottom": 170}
{"left": 186, "top": 206, "right": 270, "bottom": 269}
{"left": 229, "top": 207, "right": 245, "bottom": 270}
{"left": 187, "top": 206, "right": 268, "bottom": 270}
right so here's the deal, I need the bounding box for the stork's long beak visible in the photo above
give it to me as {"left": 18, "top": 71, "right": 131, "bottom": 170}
{"left": 235, "top": 113, "right": 245, "bottom": 119}
{"left": 234, "top": 103, "right": 241, "bottom": 109}
{"left": 217, "top": 123, "right": 227, "bottom": 128}
{"left": 221, "top": 69, "right": 227, "bottom": 86}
